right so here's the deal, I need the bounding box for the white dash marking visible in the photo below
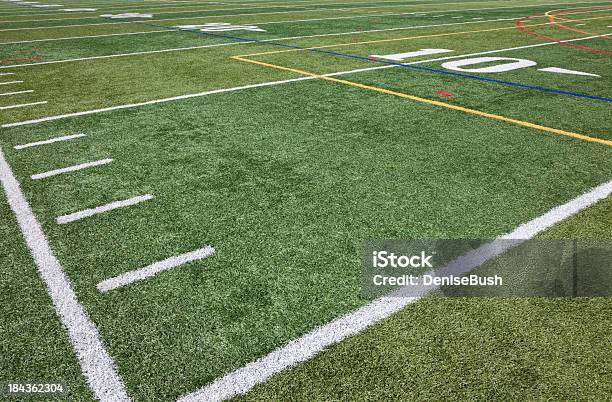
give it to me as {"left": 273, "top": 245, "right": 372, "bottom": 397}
{"left": 370, "top": 48, "right": 454, "bottom": 61}
{"left": 0, "top": 100, "right": 46, "bottom": 110}
{"left": 0, "top": 72, "right": 15, "bottom": 76}
{"left": 97, "top": 246, "right": 215, "bottom": 293}
{"left": 0, "top": 90, "right": 33, "bottom": 96}
{"left": 56, "top": 194, "right": 153, "bottom": 224}
{"left": 0, "top": 80, "right": 23, "bottom": 85}
{"left": 31, "top": 158, "right": 112, "bottom": 180}
{"left": 14, "top": 133, "right": 85, "bottom": 149}
{"left": 0, "top": 147, "right": 129, "bottom": 401}
{"left": 538, "top": 67, "right": 600, "bottom": 77}
{"left": 178, "top": 179, "right": 612, "bottom": 402}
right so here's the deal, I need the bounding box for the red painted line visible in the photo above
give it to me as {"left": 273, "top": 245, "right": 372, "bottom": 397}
{"left": 436, "top": 89, "right": 454, "bottom": 97}
{"left": 516, "top": 15, "right": 612, "bottom": 55}
{"left": 546, "top": 6, "right": 612, "bottom": 40}
{"left": 0, "top": 56, "right": 42, "bottom": 62}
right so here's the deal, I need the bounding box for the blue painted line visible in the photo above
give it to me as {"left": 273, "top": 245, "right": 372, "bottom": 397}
{"left": 141, "top": 21, "right": 612, "bottom": 103}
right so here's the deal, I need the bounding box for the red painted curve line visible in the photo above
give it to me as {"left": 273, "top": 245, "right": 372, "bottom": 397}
{"left": 516, "top": 15, "right": 612, "bottom": 55}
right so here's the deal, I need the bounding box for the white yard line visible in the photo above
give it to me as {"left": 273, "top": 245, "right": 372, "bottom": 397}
{"left": 178, "top": 178, "right": 612, "bottom": 402}
{"left": 0, "top": 80, "right": 23, "bottom": 84}
{"left": 97, "top": 246, "right": 215, "bottom": 292}
{"left": 0, "top": 2, "right": 312, "bottom": 22}
{"left": 0, "top": 147, "right": 130, "bottom": 401}
{"left": 0, "top": 100, "right": 46, "bottom": 109}
{"left": 2, "top": 32, "right": 605, "bottom": 128}
{"left": 0, "top": 72, "right": 15, "bottom": 75}
{"left": 0, "top": 42, "right": 242, "bottom": 67}
{"left": 31, "top": 158, "right": 112, "bottom": 180}
{"left": 0, "top": 0, "right": 603, "bottom": 31}
{"left": 56, "top": 194, "right": 154, "bottom": 224}
{"left": 0, "top": 89, "right": 33, "bottom": 96}
{"left": 0, "top": 17, "right": 522, "bottom": 67}
{"left": 0, "top": 29, "right": 168, "bottom": 44}
{"left": 2, "top": 78, "right": 314, "bottom": 127}
{"left": 14, "top": 133, "right": 86, "bottom": 149}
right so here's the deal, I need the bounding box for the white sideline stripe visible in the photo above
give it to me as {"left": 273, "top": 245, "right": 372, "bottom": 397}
{"left": 56, "top": 194, "right": 154, "bottom": 224}
{"left": 2, "top": 32, "right": 605, "bottom": 128}
{"left": 0, "top": 17, "right": 520, "bottom": 65}
{"left": 178, "top": 178, "right": 612, "bottom": 402}
{"left": 0, "top": 89, "right": 33, "bottom": 96}
{"left": 0, "top": 100, "right": 46, "bottom": 109}
{"left": 0, "top": 4, "right": 605, "bottom": 49}
{"left": 0, "top": 42, "right": 240, "bottom": 67}
{"left": 0, "top": 147, "right": 130, "bottom": 401}
{"left": 0, "top": 80, "right": 23, "bottom": 85}
{"left": 0, "top": 0, "right": 603, "bottom": 31}
{"left": 2, "top": 78, "right": 313, "bottom": 127}
{"left": 0, "top": 29, "right": 168, "bottom": 44}
{"left": 97, "top": 246, "right": 215, "bottom": 292}
{"left": 31, "top": 158, "right": 112, "bottom": 180}
{"left": 0, "top": 72, "right": 15, "bottom": 75}
{"left": 14, "top": 133, "right": 85, "bottom": 149}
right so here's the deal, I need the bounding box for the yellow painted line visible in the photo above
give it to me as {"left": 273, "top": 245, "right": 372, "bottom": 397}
{"left": 232, "top": 55, "right": 612, "bottom": 147}
{"left": 238, "top": 15, "right": 612, "bottom": 58}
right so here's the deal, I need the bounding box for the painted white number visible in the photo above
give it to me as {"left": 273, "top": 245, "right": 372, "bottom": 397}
{"left": 441, "top": 57, "right": 537, "bottom": 73}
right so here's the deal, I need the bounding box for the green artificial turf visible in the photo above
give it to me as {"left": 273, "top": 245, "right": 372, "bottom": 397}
{"left": 236, "top": 197, "right": 612, "bottom": 401}
{"left": 0, "top": 0, "right": 609, "bottom": 400}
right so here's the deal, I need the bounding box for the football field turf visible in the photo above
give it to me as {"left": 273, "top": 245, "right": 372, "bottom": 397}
{"left": 0, "top": 0, "right": 610, "bottom": 400}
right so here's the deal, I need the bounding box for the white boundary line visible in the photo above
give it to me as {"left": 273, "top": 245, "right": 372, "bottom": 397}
{"left": 0, "top": 147, "right": 130, "bottom": 401}
{"left": 0, "top": 80, "right": 23, "bottom": 85}
{"left": 31, "top": 158, "right": 112, "bottom": 180}
{"left": 0, "top": 17, "right": 521, "bottom": 65}
{"left": 56, "top": 194, "right": 154, "bottom": 224}
{"left": 0, "top": 100, "right": 47, "bottom": 109}
{"left": 0, "top": 17, "right": 523, "bottom": 67}
{"left": 0, "top": 0, "right": 477, "bottom": 18}
{"left": 0, "top": 29, "right": 168, "bottom": 44}
{"left": 178, "top": 178, "right": 612, "bottom": 402}
{"left": 14, "top": 133, "right": 85, "bottom": 149}
{"left": 2, "top": 32, "right": 605, "bottom": 128}
{"left": 0, "top": 16, "right": 516, "bottom": 45}
{"left": 2, "top": 78, "right": 314, "bottom": 127}
{"left": 0, "top": 0, "right": 603, "bottom": 31}
{"left": 0, "top": 72, "right": 15, "bottom": 75}
{"left": 0, "top": 89, "right": 33, "bottom": 96}
{"left": 97, "top": 246, "right": 215, "bottom": 292}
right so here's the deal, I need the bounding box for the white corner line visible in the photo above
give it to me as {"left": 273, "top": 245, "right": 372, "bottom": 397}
{"left": 0, "top": 100, "right": 47, "bottom": 110}
{"left": 0, "top": 89, "right": 33, "bottom": 96}
{"left": 0, "top": 147, "right": 130, "bottom": 401}
{"left": 177, "top": 178, "right": 612, "bottom": 402}
{"left": 97, "top": 246, "right": 215, "bottom": 293}
{"left": 0, "top": 80, "right": 23, "bottom": 85}
{"left": 31, "top": 158, "right": 112, "bottom": 180}
{"left": 14, "top": 133, "right": 85, "bottom": 149}
{"left": 56, "top": 194, "right": 154, "bottom": 224}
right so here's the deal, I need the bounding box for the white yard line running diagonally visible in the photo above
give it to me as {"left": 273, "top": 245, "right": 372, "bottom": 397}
{"left": 0, "top": 147, "right": 130, "bottom": 401}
